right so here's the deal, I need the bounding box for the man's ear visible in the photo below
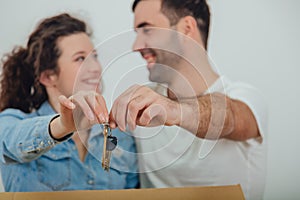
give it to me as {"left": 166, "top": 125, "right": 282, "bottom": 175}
{"left": 176, "top": 16, "right": 204, "bottom": 47}
{"left": 39, "top": 70, "right": 57, "bottom": 87}
{"left": 177, "top": 16, "right": 198, "bottom": 37}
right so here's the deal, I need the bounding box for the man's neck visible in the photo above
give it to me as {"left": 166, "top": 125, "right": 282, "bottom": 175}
{"left": 167, "top": 59, "right": 219, "bottom": 100}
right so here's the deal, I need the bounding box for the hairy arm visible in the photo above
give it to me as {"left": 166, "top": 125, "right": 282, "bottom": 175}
{"left": 109, "top": 86, "right": 260, "bottom": 141}
{"left": 180, "top": 93, "right": 260, "bottom": 140}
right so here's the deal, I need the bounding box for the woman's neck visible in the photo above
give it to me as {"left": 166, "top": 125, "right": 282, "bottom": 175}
{"left": 72, "top": 131, "right": 89, "bottom": 162}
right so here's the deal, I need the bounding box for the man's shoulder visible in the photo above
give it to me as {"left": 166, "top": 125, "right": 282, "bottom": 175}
{"left": 208, "top": 76, "right": 264, "bottom": 100}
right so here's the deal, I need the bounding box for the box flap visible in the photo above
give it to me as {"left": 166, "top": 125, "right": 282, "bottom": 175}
{"left": 0, "top": 184, "right": 245, "bottom": 200}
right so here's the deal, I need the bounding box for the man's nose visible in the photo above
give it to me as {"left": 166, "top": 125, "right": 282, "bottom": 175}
{"left": 132, "top": 33, "right": 146, "bottom": 52}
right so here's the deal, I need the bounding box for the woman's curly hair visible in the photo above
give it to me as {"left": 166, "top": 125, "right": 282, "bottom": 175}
{"left": 0, "top": 13, "right": 90, "bottom": 113}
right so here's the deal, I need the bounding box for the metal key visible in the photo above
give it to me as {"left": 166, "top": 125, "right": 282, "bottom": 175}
{"left": 101, "top": 123, "right": 118, "bottom": 171}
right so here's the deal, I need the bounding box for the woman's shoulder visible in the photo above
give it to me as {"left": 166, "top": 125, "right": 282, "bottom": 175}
{"left": 0, "top": 101, "right": 53, "bottom": 120}
{"left": 0, "top": 108, "right": 37, "bottom": 119}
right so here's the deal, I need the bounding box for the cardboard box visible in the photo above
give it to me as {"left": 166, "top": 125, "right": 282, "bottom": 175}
{"left": 0, "top": 184, "right": 245, "bottom": 200}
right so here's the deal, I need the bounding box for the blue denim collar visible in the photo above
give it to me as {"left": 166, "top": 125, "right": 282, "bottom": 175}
{"left": 36, "top": 101, "right": 56, "bottom": 116}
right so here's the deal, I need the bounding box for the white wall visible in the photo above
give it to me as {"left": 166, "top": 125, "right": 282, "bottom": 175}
{"left": 208, "top": 1, "right": 300, "bottom": 199}
{"left": 0, "top": 0, "right": 299, "bottom": 199}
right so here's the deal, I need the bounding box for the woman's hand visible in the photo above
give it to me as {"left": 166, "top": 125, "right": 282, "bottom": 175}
{"left": 50, "top": 91, "right": 108, "bottom": 140}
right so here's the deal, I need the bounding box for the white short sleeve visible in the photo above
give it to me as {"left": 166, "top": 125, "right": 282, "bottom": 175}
{"left": 226, "top": 80, "right": 268, "bottom": 144}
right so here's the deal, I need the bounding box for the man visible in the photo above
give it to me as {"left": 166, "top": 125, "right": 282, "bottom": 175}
{"left": 110, "top": 0, "right": 267, "bottom": 199}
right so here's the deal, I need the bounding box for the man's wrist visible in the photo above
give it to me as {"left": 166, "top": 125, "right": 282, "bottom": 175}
{"left": 177, "top": 100, "right": 199, "bottom": 134}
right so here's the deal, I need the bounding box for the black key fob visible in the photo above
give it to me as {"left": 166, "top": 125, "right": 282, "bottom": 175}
{"left": 106, "top": 135, "right": 118, "bottom": 151}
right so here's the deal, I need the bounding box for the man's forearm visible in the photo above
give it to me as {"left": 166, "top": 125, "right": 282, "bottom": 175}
{"left": 179, "top": 93, "right": 234, "bottom": 139}
{"left": 179, "top": 92, "right": 259, "bottom": 141}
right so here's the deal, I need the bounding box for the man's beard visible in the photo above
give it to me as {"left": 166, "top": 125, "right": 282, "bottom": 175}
{"left": 148, "top": 48, "right": 183, "bottom": 84}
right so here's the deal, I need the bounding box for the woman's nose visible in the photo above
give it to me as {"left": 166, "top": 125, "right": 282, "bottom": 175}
{"left": 85, "top": 56, "right": 102, "bottom": 73}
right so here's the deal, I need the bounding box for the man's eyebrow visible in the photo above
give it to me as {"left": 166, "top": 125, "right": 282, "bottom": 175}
{"left": 136, "top": 22, "right": 151, "bottom": 29}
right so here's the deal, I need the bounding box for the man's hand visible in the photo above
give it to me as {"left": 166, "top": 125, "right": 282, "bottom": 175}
{"left": 109, "top": 85, "right": 181, "bottom": 132}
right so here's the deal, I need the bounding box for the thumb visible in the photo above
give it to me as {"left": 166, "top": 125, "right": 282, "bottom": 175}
{"left": 139, "top": 104, "right": 166, "bottom": 127}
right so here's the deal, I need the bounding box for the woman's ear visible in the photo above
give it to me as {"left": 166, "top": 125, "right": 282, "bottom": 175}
{"left": 39, "top": 70, "right": 57, "bottom": 87}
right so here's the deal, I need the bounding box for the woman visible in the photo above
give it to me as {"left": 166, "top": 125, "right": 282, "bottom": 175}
{"left": 0, "top": 13, "right": 138, "bottom": 191}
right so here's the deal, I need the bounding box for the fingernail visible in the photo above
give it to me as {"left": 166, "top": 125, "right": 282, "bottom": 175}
{"left": 69, "top": 102, "right": 75, "bottom": 109}
{"left": 88, "top": 111, "right": 95, "bottom": 121}
{"left": 105, "top": 115, "right": 109, "bottom": 122}
{"left": 98, "top": 113, "right": 105, "bottom": 122}
{"left": 110, "top": 122, "right": 116, "bottom": 129}
{"left": 120, "top": 126, "right": 125, "bottom": 132}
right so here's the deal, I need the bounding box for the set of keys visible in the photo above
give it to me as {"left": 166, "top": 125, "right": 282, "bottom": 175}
{"left": 101, "top": 122, "right": 118, "bottom": 171}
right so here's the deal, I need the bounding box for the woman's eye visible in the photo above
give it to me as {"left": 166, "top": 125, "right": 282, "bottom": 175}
{"left": 75, "top": 56, "right": 85, "bottom": 62}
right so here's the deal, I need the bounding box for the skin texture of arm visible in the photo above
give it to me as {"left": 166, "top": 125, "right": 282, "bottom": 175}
{"left": 180, "top": 92, "right": 260, "bottom": 140}
{"left": 110, "top": 85, "right": 260, "bottom": 141}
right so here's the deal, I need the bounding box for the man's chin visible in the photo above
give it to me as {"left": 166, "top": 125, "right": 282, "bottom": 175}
{"left": 147, "top": 62, "right": 156, "bottom": 70}
{"left": 148, "top": 63, "right": 168, "bottom": 83}
{"left": 149, "top": 73, "right": 166, "bottom": 84}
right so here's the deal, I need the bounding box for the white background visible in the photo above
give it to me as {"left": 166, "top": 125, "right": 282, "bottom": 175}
{"left": 0, "top": 0, "right": 299, "bottom": 199}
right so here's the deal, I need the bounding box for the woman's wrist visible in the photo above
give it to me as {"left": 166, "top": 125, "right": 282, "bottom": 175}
{"left": 49, "top": 115, "right": 73, "bottom": 142}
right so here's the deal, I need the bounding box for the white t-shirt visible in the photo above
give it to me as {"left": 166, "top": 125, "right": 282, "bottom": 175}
{"left": 133, "top": 76, "right": 268, "bottom": 200}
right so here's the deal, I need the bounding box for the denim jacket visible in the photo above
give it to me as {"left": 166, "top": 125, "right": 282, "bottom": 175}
{"left": 0, "top": 101, "right": 139, "bottom": 191}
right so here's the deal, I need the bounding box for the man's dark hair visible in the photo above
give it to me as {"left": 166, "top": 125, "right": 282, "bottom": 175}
{"left": 132, "top": 0, "right": 210, "bottom": 49}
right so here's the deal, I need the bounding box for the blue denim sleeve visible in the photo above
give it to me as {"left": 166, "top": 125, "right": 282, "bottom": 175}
{"left": 0, "top": 109, "right": 60, "bottom": 163}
